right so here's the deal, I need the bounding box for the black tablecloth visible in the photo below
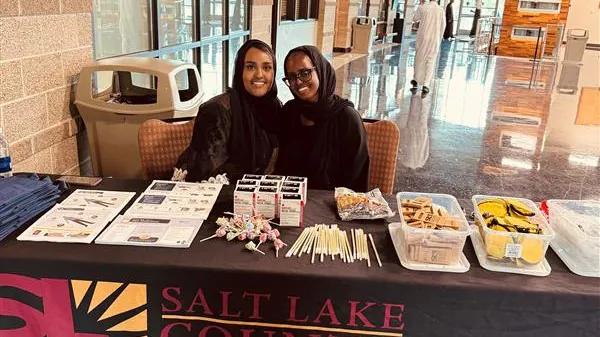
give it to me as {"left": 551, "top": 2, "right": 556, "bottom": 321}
{"left": 0, "top": 178, "right": 598, "bottom": 337}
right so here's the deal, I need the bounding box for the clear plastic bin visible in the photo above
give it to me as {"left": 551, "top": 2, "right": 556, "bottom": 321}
{"left": 396, "top": 192, "right": 471, "bottom": 265}
{"left": 547, "top": 200, "right": 600, "bottom": 267}
{"left": 472, "top": 195, "right": 555, "bottom": 266}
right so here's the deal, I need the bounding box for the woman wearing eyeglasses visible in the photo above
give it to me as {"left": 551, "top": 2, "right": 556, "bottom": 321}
{"left": 275, "top": 45, "right": 370, "bottom": 192}
{"left": 174, "top": 39, "right": 281, "bottom": 182}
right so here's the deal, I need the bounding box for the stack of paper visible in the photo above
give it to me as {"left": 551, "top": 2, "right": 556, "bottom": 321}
{"left": 17, "top": 190, "right": 136, "bottom": 244}
{"left": 0, "top": 175, "right": 64, "bottom": 242}
{"left": 96, "top": 181, "right": 223, "bottom": 248}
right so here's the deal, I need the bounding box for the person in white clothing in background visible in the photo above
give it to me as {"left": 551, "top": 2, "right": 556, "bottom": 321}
{"left": 410, "top": 0, "right": 446, "bottom": 94}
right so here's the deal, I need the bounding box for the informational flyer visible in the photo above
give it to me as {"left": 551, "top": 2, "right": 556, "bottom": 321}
{"left": 95, "top": 215, "right": 203, "bottom": 248}
{"left": 17, "top": 206, "right": 117, "bottom": 244}
{"left": 127, "top": 181, "right": 223, "bottom": 219}
{"left": 60, "top": 190, "right": 136, "bottom": 211}
{"left": 144, "top": 180, "right": 222, "bottom": 199}
{"left": 126, "top": 193, "right": 215, "bottom": 219}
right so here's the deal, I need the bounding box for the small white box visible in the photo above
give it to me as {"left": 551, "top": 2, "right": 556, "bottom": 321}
{"left": 279, "top": 193, "right": 304, "bottom": 227}
{"left": 255, "top": 186, "right": 279, "bottom": 218}
{"left": 279, "top": 186, "right": 300, "bottom": 195}
{"left": 281, "top": 181, "right": 301, "bottom": 188}
{"left": 263, "top": 174, "right": 286, "bottom": 182}
{"left": 234, "top": 185, "right": 256, "bottom": 216}
{"left": 243, "top": 174, "right": 264, "bottom": 181}
{"left": 237, "top": 179, "right": 259, "bottom": 187}
{"left": 259, "top": 180, "right": 281, "bottom": 189}
{"left": 285, "top": 176, "right": 308, "bottom": 201}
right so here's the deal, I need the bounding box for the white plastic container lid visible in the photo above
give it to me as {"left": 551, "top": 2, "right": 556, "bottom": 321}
{"left": 547, "top": 199, "right": 600, "bottom": 240}
{"left": 568, "top": 29, "right": 588, "bottom": 38}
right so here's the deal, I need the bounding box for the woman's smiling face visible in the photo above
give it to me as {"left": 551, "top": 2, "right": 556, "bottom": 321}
{"left": 285, "top": 52, "right": 319, "bottom": 103}
{"left": 242, "top": 47, "right": 274, "bottom": 97}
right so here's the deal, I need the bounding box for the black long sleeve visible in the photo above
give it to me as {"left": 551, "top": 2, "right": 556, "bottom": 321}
{"left": 333, "top": 106, "right": 370, "bottom": 192}
{"left": 175, "top": 95, "right": 232, "bottom": 182}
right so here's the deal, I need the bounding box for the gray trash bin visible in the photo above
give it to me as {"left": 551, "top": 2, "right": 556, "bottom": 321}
{"left": 557, "top": 63, "right": 581, "bottom": 94}
{"left": 75, "top": 57, "right": 203, "bottom": 179}
{"left": 353, "top": 16, "right": 377, "bottom": 54}
{"left": 564, "top": 29, "right": 588, "bottom": 63}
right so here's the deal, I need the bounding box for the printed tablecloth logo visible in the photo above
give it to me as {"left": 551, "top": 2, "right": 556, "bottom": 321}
{"left": 0, "top": 274, "right": 147, "bottom": 337}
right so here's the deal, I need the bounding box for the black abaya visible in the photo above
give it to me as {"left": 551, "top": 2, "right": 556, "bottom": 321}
{"left": 275, "top": 46, "right": 370, "bottom": 192}
{"left": 176, "top": 40, "right": 281, "bottom": 182}
{"left": 444, "top": 3, "right": 454, "bottom": 39}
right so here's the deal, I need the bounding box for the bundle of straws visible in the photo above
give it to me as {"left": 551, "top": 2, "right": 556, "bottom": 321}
{"left": 285, "top": 224, "right": 382, "bottom": 267}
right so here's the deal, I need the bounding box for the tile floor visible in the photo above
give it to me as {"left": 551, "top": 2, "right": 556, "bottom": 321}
{"left": 332, "top": 38, "right": 600, "bottom": 200}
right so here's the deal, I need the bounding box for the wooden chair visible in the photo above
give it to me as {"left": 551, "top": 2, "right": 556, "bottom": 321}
{"left": 364, "top": 120, "right": 400, "bottom": 194}
{"left": 138, "top": 119, "right": 195, "bottom": 180}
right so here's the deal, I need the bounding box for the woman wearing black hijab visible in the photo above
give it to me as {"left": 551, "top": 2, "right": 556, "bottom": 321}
{"left": 175, "top": 39, "right": 281, "bottom": 182}
{"left": 276, "top": 45, "right": 370, "bottom": 191}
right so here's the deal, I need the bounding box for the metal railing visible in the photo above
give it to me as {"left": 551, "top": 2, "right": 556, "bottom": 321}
{"left": 473, "top": 19, "right": 564, "bottom": 90}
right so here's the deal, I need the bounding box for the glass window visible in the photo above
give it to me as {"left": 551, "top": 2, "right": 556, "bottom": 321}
{"left": 93, "top": 0, "right": 151, "bottom": 59}
{"left": 201, "top": 42, "right": 224, "bottom": 99}
{"left": 201, "top": 0, "right": 224, "bottom": 37}
{"left": 229, "top": 0, "right": 246, "bottom": 32}
{"left": 512, "top": 27, "right": 543, "bottom": 40}
{"left": 281, "top": 0, "right": 289, "bottom": 20}
{"left": 228, "top": 37, "right": 245, "bottom": 86}
{"left": 518, "top": 0, "right": 560, "bottom": 14}
{"left": 161, "top": 49, "right": 194, "bottom": 64}
{"left": 309, "top": 0, "right": 318, "bottom": 19}
{"left": 159, "top": 0, "right": 194, "bottom": 47}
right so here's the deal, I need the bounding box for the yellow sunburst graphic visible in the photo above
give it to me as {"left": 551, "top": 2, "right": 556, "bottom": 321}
{"left": 71, "top": 280, "right": 148, "bottom": 337}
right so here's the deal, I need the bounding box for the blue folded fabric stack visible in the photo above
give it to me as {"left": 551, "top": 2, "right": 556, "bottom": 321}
{"left": 0, "top": 174, "right": 66, "bottom": 242}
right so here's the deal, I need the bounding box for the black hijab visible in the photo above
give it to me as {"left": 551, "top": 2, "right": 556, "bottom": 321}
{"left": 283, "top": 45, "right": 353, "bottom": 122}
{"left": 228, "top": 39, "right": 281, "bottom": 175}
{"left": 278, "top": 46, "right": 365, "bottom": 190}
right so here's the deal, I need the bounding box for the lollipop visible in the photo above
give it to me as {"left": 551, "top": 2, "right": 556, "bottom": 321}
{"left": 204, "top": 212, "right": 286, "bottom": 257}
{"left": 199, "top": 227, "right": 228, "bottom": 243}
{"left": 274, "top": 238, "right": 286, "bottom": 258}
{"left": 256, "top": 233, "right": 268, "bottom": 249}
{"left": 216, "top": 217, "right": 229, "bottom": 227}
{"left": 226, "top": 231, "right": 238, "bottom": 241}
{"left": 245, "top": 241, "right": 265, "bottom": 255}
{"left": 267, "top": 229, "right": 280, "bottom": 241}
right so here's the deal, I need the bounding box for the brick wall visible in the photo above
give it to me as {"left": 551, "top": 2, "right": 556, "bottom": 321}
{"left": 0, "top": 0, "right": 92, "bottom": 175}
{"left": 496, "top": 0, "right": 571, "bottom": 58}
{"left": 251, "top": 0, "right": 273, "bottom": 45}
{"left": 316, "top": 0, "right": 337, "bottom": 57}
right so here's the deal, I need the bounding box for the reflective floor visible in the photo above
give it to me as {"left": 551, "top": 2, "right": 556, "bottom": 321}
{"left": 333, "top": 39, "right": 600, "bottom": 200}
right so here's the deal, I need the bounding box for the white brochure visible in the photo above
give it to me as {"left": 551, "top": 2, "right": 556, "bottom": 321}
{"left": 17, "top": 205, "right": 118, "bottom": 244}
{"left": 60, "top": 189, "right": 136, "bottom": 211}
{"left": 95, "top": 215, "right": 203, "bottom": 248}
{"left": 126, "top": 193, "right": 214, "bottom": 219}
{"left": 144, "top": 180, "right": 222, "bottom": 199}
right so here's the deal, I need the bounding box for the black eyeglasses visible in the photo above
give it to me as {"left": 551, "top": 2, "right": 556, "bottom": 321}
{"left": 282, "top": 67, "right": 316, "bottom": 87}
